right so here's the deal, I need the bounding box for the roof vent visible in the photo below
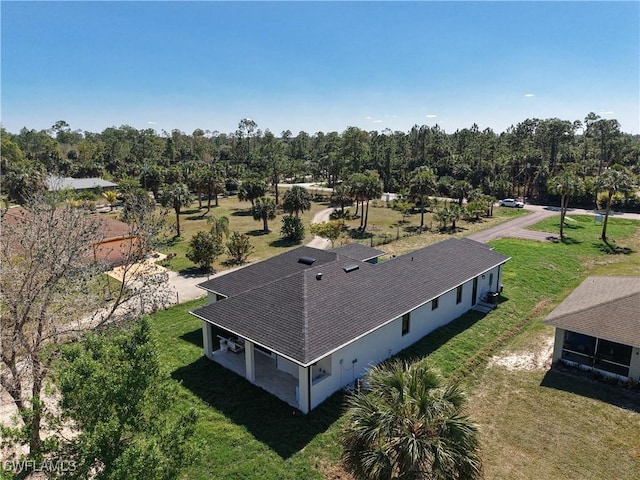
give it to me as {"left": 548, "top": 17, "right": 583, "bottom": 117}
{"left": 298, "top": 256, "right": 316, "bottom": 265}
{"left": 316, "top": 273, "right": 323, "bottom": 280}
{"left": 343, "top": 264, "right": 360, "bottom": 273}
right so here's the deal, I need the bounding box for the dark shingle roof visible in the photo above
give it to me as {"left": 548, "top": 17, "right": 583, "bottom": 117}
{"left": 329, "top": 243, "right": 385, "bottom": 262}
{"left": 545, "top": 276, "right": 640, "bottom": 348}
{"left": 197, "top": 246, "right": 339, "bottom": 297}
{"left": 191, "top": 238, "right": 510, "bottom": 365}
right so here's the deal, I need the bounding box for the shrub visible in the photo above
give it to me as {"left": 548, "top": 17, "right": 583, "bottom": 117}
{"left": 226, "top": 231, "right": 253, "bottom": 264}
{"left": 280, "top": 216, "right": 305, "bottom": 243}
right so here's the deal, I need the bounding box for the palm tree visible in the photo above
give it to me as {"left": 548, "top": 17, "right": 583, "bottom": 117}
{"left": 549, "top": 171, "right": 582, "bottom": 240}
{"left": 207, "top": 214, "right": 230, "bottom": 240}
{"left": 451, "top": 179, "right": 472, "bottom": 206}
{"left": 362, "top": 170, "right": 383, "bottom": 230}
{"left": 341, "top": 360, "right": 482, "bottom": 480}
{"left": 238, "top": 177, "right": 266, "bottom": 207}
{"left": 409, "top": 166, "right": 437, "bottom": 231}
{"left": 102, "top": 190, "right": 118, "bottom": 211}
{"left": 331, "top": 183, "right": 353, "bottom": 215}
{"left": 251, "top": 196, "right": 277, "bottom": 233}
{"left": 160, "top": 183, "right": 193, "bottom": 237}
{"left": 282, "top": 185, "right": 311, "bottom": 218}
{"left": 449, "top": 203, "right": 464, "bottom": 230}
{"left": 347, "top": 173, "right": 367, "bottom": 222}
{"left": 595, "top": 168, "right": 633, "bottom": 242}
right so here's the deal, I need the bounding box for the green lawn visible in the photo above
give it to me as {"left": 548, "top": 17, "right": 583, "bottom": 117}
{"left": 158, "top": 196, "right": 330, "bottom": 272}
{"left": 146, "top": 216, "right": 639, "bottom": 479}
{"left": 155, "top": 195, "right": 529, "bottom": 274}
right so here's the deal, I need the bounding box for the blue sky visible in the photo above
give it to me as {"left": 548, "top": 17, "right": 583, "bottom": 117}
{"left": 2, "top": 1, "right": 638, "bottom": 135}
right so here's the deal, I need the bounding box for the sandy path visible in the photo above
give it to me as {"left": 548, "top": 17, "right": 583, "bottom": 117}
{"left": 306, "top": 207, "right": 336, "bottom": 250}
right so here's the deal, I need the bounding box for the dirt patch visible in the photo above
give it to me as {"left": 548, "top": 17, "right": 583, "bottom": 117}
{"left": 489, "top": 334, "right": 554, "bottom": 372}
{"left": 316, "top": 458, "right": 354, "bottom": 480}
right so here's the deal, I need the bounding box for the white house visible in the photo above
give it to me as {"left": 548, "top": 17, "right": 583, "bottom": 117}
{"left": 545, "top": 276, "right": 640, "bottom": 381}
{"left": 190, "top": 238, "right": 510, "bottom": 413}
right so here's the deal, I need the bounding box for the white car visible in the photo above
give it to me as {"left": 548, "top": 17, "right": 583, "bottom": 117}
{"left": 499, "top": 198, "right": 524, "bottom": 208}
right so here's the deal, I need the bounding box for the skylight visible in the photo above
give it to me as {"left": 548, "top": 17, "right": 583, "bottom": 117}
{"left": 298, "top": 256, "right": 316, "bottom": 265}
{"left": 343, "top": 264, "right": 360, "bottom": 273}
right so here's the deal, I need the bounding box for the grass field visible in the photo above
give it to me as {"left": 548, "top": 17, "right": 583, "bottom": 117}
{"left": 145, "top": 215, "right": 640, "bottom": 479}
{"left": 154, "top": 195, "right": 529, "bottom": 272}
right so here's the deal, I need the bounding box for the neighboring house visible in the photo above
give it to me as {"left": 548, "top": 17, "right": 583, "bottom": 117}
{"left": 93, "top": 217, "right": 141, "bottom": 266}
{"left": 47, "top": 175, "right": 118, "bottom": 192}
{"left": 545, "top": 276, "right": 640, "bottom": 381}
{"left": 3, "top": 207, "right": 138, "bottom": 266}
{"left": 190, "top": 238, "right": 510, "bottom": 413}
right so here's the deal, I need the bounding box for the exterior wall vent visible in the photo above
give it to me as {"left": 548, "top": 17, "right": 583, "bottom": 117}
{"left": 298, "top": 256, "right": 316, "bottom": 265}
{"left": 343, "top": 264, "right": 360, "bottom": 273}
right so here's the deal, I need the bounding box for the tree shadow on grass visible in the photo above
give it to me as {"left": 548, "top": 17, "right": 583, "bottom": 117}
{"left": 556, "top": 237, "right": 582, "bottom": 245}
{"left": 540, "top": 368, "right": 640, "bottom": 414}
{"left": 231, "top": 209, "right": 252, "bottom": 217}
{"left": 269, "top": 238, "right": 302, "bottom": 248}
{"left": 185, "top": 213, "right": 209, "bottom": 221}
{"left": 177, "top": 266, "right": 211, "bottom": 278}
{"left": 347, "top": 228, "right": 373, "bottom": 239}
{"left": 181, "top": 208, "right": 201, "bottom": 215}
{"left": 246, "top": 229, "right": 269, "bottom": 236}
{"left": 171, "top": 355, "right": 344, "bottom": 459}
{"left": 592, "top": 240, "right": 634, "bottom": 255}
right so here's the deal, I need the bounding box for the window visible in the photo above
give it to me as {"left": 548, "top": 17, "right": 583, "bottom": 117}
{"left": 489, "top": 273, "right": 494, "bottom": 288}
{"left": 401, "top": 313, "right": 410, "bottom": 336}
{"left": 562, "top": 331, "right": 632, "bottom": 377}
{"left": 456, "top": 285, "right": 463, "bottom": 304}
{"left": 431, "top": 296, "right": 439, "bottom": 310}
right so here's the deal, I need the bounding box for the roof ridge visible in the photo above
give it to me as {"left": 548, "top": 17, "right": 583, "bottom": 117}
{"left": 302, "top": 271, "right": 310, "bottom": 362}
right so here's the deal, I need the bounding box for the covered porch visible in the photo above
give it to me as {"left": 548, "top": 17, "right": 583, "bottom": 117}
{"left": 209, "top": 336, "right": 300, "bottom": 409}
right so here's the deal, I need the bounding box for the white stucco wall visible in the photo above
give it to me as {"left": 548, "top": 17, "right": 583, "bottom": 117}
{"left": 310, "top": 267, "right": 503, "bottom": 409}
{"left": 276, "top": 355, "right": 299, "bottom": 377}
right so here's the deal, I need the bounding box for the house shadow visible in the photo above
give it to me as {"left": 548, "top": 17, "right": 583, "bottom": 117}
{"left": 180, "top": 328, "right": 204, "bottom": 348}
{"left": 171, "top": 355, "right": 344, "bottom": 459}
{"left": 540, "top": 368, "right": 640, "bottom": 414}
{"left": 397, "top": 306, "right": 493, "bottom": 361}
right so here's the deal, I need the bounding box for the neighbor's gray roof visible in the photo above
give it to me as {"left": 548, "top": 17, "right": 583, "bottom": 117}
{"left": 329, "top": 243, "right": 385, "bottom": 262}
{"left": 192, "top": 238, "right": 510, "bottom": 366}
{"left": 545, "top": 276, "right": 640, "bottom": 348}
{"left": 47, "top": 176, "right": 118, "bottom": 191}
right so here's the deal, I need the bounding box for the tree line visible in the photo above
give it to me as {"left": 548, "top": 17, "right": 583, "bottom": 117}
{"left": 2, "top": 114, "right": 638, "bottom": 210}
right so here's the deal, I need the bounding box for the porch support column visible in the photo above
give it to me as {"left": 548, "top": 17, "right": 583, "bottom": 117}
{"left": 202, "top": 321, "right": 213, "bottom": 360}
{"left": 552, "top": 328, "right": 564, "bottom": 364}
{"left": 629, "top": 347, "right": 640, "bottom": 382}
{"left": 244, "top": 341, "right": 255, "bottom": 383}
{"left": 297, "top": 365, "right": 310, "bottom": 414}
